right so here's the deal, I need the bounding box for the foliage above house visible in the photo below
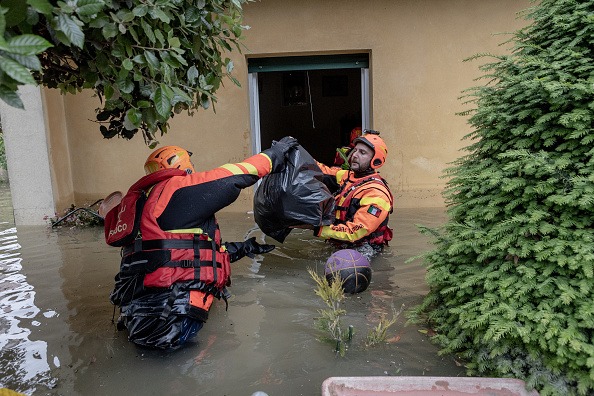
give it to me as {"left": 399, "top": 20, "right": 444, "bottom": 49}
{"left": 0, "top": 0, "right": 247, "bottom": 146}
{"left": 411, "top": 0, "right": 594, "bottom": 395}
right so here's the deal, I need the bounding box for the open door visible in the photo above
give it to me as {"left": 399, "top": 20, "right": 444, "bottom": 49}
{"left": 248, "top": 54, "right": 370, "bottom": 165}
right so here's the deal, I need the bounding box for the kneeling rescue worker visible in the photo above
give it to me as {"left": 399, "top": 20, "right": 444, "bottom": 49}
{"left": 103, "top": 138, "right": 297, "bottom": 349}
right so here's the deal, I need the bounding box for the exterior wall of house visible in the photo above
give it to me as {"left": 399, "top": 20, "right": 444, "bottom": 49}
{"left": 44, "top": 89, "right": 75, "bottom": 215}
{"left": 0, "top": 86, "right": 56, "bottom": 224}
{"left": 43, "top": 0, "right": 529, "bottom": 214}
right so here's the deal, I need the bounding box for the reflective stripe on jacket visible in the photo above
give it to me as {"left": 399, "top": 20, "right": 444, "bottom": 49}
{"left": 113, "top": 153, "right": 274, "bottom": 311}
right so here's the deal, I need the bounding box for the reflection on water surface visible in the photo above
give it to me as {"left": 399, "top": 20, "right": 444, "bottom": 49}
{"left": 0, "top": 225, "right": 57, "bottom": 394}
{"left": 0, "top": 184, "right": 463, "bottom": 395}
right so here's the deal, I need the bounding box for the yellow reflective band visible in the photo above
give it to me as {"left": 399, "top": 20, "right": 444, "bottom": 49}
{"left": 336, "top": 169, "right": 348, "bottom": 182}
{"left": 262, "top": 153, "right": 273, "bottom": 169}
{"left": 237, "top": 161, "right": 258, "bottom": 175}
{"left": 360, "top": 196, "right": 391, "bottom": 211}
{"left": 167, "top": 228, "right": 206, "bottom": 236}
{"left": 220, "top": 163, "right": 247, "bottom": 175}
{"left": 319, "top": 224, "right": 368, "bottom": 242}
{"left": 220, "top": 162, "right": 259, "bottom": 175}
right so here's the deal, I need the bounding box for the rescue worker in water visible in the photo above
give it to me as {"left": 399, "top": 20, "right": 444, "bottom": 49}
{"left": 299, "top": 130, "right": 393, "bottom": 258}
{"left": 106, "top": 138, "right": 297, "bottom": 349}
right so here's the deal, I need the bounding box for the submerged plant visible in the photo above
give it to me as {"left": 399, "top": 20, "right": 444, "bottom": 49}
{"left": 49, "top": 203, "right": 103, "bottom": 228}
{"left": 308, "top": 268, "right": 351, "bottom": 356}
{"left": 366, "top": 304, "right": 404, "bottom": 348}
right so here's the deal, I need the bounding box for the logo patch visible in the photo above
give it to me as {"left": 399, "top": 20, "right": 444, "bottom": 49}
{"left": 367, "top": 205, "right": 382, "bottom": 217}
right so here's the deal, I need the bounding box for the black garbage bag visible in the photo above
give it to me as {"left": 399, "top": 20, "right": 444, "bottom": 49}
{"left": 254, "top": 145, "right": 335, "bottom": 242}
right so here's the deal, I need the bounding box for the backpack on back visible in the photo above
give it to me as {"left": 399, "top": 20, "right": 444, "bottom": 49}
{"left": 103, "top": 169, "right": 186, "bottom": 247}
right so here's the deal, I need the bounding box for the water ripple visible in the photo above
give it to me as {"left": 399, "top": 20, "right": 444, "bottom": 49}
{"left": 0, "top": 226, "right": 56, "bottom": 393}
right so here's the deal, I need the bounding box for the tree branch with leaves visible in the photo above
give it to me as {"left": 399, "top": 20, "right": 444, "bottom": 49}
{"left": 0, "top": 0, "right": 248, "bottom": 146}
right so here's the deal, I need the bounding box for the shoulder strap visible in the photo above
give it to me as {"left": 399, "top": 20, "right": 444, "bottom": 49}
{"left": 341, "top": 176, "right": 387, "bottom": 198}
{"left": 128, "top": 168, "right": 186, "bottom": 193}
{"left": 104, "top": 169, "right": 186, "bottom": 247}
{"left": 337, "top": 175, "right": 393, "bottom": 214}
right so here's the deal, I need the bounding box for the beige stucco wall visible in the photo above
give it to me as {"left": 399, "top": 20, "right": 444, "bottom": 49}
{"left": 45, "top": 0, "right": 530, "bottom": 213}
{"left": 44, "top": 89, "right": 74, "bottom": 212}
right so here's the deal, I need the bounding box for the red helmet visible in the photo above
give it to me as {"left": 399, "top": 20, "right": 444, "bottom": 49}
{"left": 144, "top": 145, "right": 195, "bottom": 175}
{"left": 348, "top": 127, "right": 362, "bottom": 146}
{"left": 352, "top": 130, "right": 388, "bottom": 169}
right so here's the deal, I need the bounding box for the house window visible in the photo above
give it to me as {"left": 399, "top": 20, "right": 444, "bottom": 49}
{"left": 282, "top": 72, "right": 308, "bottom": 106}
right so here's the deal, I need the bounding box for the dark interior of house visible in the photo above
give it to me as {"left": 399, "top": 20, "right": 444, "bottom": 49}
{"left": 257, "top": 68, "right": 362, "bottom": 166}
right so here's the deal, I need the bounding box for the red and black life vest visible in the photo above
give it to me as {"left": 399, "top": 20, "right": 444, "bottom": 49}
{"left": 105, "top": 169, "right": 231, "bottom": 311}
{"left": 335, "top": 175, "right": 394, "bottom": 246}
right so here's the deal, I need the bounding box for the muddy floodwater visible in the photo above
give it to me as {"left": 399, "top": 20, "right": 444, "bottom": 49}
{"left": 0, "top": 184, "right": 464, "bottom": 395}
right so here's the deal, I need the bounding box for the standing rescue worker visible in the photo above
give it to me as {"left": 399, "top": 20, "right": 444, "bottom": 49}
{"left": 308, "top": 130, "right": 393, "bottom": 258}
{"left": 104, "top": 137, "right": 297, "bottom": 349}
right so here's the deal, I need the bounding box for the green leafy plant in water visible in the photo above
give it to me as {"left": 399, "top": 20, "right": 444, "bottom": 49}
{"left": 365, "top": 304, "right": 404, "bottom": 348}
{"left": 308, "top": 268, "right": 351, "bottom": 357}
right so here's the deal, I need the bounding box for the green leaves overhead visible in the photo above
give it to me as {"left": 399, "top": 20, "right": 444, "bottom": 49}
{"left": 0, "top": 0, "right": 248, "bottom": 143}
{"left": 3, "top": 34, "right": 52, "bottom": 56}
{"left": 412, "top": 1, "right": 594, "bottom": 395}
{"left": 0, "top": 27, "right": 53, "bottom": 108}
{"left": 27, "top": 0, "right": 53, "bottom": 15}
{"left": 56, "top": 14, "right": 85, "bottom": 48}
{"left": 0, "top": 55, "right": 36, "bottom": 84}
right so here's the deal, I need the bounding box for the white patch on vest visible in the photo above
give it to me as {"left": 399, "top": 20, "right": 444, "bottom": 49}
{"left": 108, "top": 204, "right": 128, "bottom": 237}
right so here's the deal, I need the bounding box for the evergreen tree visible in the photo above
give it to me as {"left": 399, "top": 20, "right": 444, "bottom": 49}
{"left": 413, "top": 1, "right": 594, "bottom": 394}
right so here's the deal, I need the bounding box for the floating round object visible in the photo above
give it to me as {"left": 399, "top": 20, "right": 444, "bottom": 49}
{"left": 324, "top": 249, "right": 372, "bottom": 294}
{"left": 98, "top": 190, "right": 122, "bottom": 218}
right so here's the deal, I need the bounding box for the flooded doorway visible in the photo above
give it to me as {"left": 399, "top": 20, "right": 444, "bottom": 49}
{"left": 248, "top": 54, "right": 370, "bottom": 164}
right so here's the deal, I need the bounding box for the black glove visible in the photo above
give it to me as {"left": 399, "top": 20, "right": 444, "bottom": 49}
{"left": 261, "top": 136, "right": 299, "bottom": 173}
{"left": 224, "top": 237, "right": 275, "bottom": 263}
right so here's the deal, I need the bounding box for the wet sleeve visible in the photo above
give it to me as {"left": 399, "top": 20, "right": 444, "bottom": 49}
{"left": 154, "top": 153, "right": 272, "bottom": 229}
{"left": 315, "top": 187, "right": 391, "bottom": 243}
{"left": 316, "top": 162, "right": 350, "bottom": 191}
{"left": 316, "top": 161, "right": 340, "bottom": 176}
